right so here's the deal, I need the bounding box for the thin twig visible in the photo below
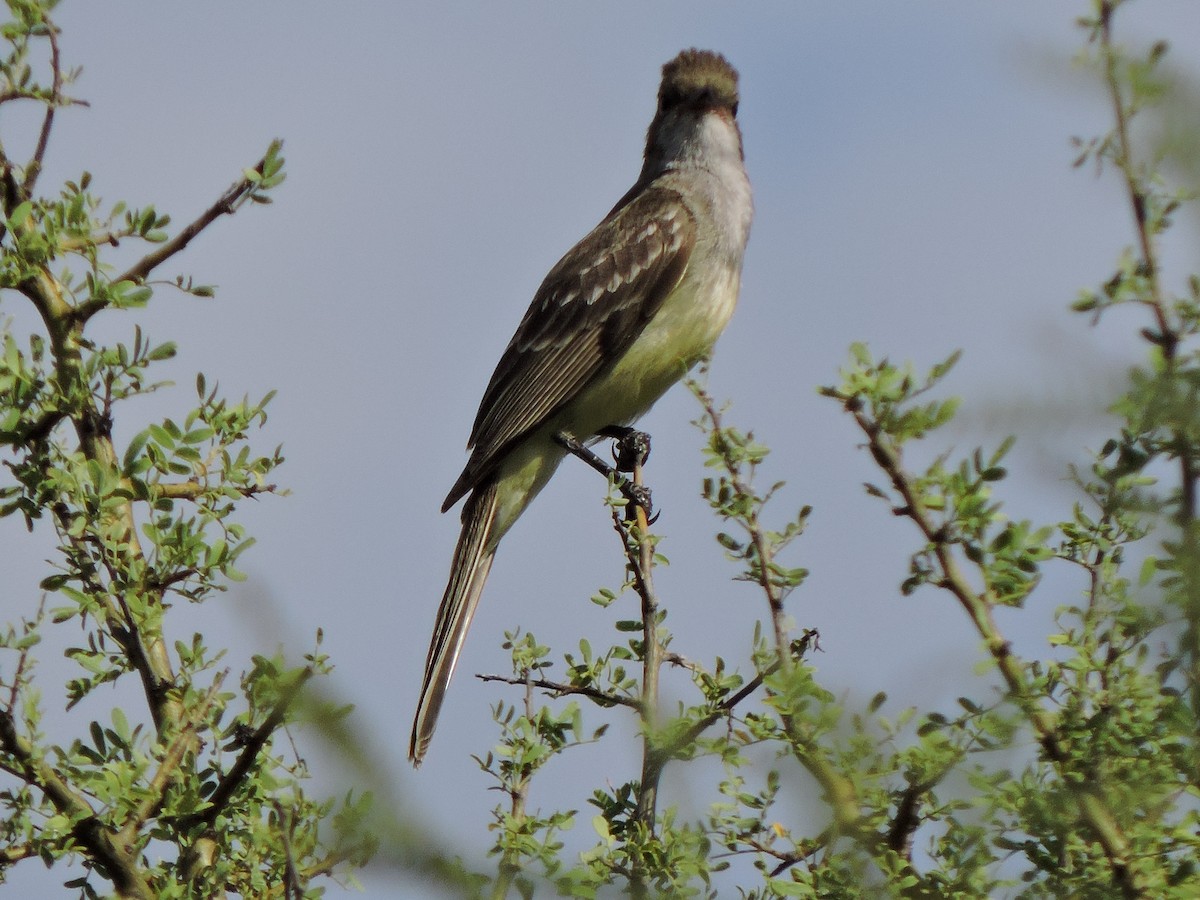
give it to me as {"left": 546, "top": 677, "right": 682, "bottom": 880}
{"left": 46, "top": 498, "right": 175, "bottom": 732}
{"left": 490, "top": 674, "right": 535, "bottom": 900}
{"left": 623, "top": 452, "right": 663, "bottom": 831}
{"left": 847, "top": 400, "right": 1145, "bottom": 898}
{"left": 560, "top": 428, "right": 663, "bottom": 831}
{"left": 0, "top": 842, "right": 36, "bottom": 866}
{"left": 150, "top": 480, "right": 277, "bottom": 501}
{"left": 21, "top": 15, "right": 62, "bottom": 198}
{"left": 273, "top": 801, "right": 304, "bottom": 900}
{"left": 70, "top": 145, "right": 278, "bottom": 324}
{"left": 555, "top": 431, "right": 651, "bottom": 516}
{"left": 698, "top": 392, "right": 790, "bottom": 662}
{"left": 710, "top": 829, "right": 829, "bottom": 878}
{"left": 185, "top": 667, "right": 313, "bottom": 830}
{"left": 475, "top": 673, "right": 637, "bottom": 709}
{"left": 3, "top": 597, "right": 44, "bottom": 713}
{"left": 0, "top": 708, "right": 153, "bottom": 897}
{"left": 695, "top": 384, "right": 864, "bottom": 838}
{"left": 116, "top": 671, "right": 227, "bottom": 847}
{"left": 1098, "top": 2, "right": 1192, "bottom": 530}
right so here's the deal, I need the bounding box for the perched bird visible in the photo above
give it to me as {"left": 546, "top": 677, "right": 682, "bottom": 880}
{"left": 410, "top": 49, "right": 753, "bottom": 765}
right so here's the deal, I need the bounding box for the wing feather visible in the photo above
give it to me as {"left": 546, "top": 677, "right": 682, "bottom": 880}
{"left": 442, "top": 187, "right": 695, "bottom": 511}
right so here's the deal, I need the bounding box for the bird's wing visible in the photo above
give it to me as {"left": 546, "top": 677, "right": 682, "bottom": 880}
{"left": 442, "top": 186, "right": 695, "bottom": 511}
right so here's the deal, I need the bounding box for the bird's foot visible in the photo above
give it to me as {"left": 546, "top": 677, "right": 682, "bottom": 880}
{"left": 623, "top": 482, "right": 657, "bottom": 524}
{"left": 555, "top": 428, "right": 658, "bottom": 522}
{"left": 596, "top": 426, "right": 651, "bottom": 473}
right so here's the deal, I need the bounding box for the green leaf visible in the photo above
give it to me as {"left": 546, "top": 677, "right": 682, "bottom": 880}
{"left": 182, "top": 427, "right": 213, "bottom": 445}
{"left": 14, "top": 633, "right": 40, "bottom": 650}
{"left": 148, "top": 423, "right": 175, "bottom": 449}
{"left": 7, "top": 200, "right": 33, "bottom": 228}
{"left": 146, "top": 341, "right": 176, "bottom": 361}
{"left": 111, "top": 707, "right": 130, "bottom": 743}
{"left": 123, "top": 430, "right": 150, "bottom": 473}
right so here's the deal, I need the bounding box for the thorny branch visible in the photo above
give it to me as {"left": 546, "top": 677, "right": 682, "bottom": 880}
{"left": 183, "top": 667, "right": 313, "bottom": 831}
{"left": 22, "top": 15, "right": 61, "bottom": 198}
{"left": 693, "top": 388, "right": 800, "bottom": 665}
{"left": 114, "top": 145, "right": 281, "bottom": 289}
{"left": 693, "top": 383, "right": 864, "bottom": 835}
{"left": 150, "top": 479, "right": 278, "bottom": 501}
{"left": 475, "top": 672, "right": 639, "bottom": 710}
{"left": 115, "top": 672, "right": 228, "bottom": 848}
{"left": 842, "top": 399, "right": 1147, "bottom": 899}
{"left": 0, "top": 706, "right": 153, "bottom": 897}
{"left": 1096, "top": 2, "right": 1192, "bottom": 526}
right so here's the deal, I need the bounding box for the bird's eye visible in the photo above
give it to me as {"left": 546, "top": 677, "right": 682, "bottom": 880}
{"left": 731, "top": 101, "right": 739, "bottom": 117}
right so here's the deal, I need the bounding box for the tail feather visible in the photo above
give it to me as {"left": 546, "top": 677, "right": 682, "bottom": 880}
{"left": 410, "top": 483, "right": 499, "bottom": 766}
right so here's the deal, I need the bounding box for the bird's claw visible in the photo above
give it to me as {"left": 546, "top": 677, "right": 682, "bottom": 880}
{"left": 598, "top": 426, "right": 652, "bottom": 472}
{"left": 622, "top": 483, "right": 655, "bottom": 522}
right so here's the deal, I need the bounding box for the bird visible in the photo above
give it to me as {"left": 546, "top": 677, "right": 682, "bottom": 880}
{"left": 410, "top": 48, "right": 753, "bottom": 766}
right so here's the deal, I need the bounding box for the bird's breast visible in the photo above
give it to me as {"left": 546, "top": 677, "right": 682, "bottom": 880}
{"left": 556, "top": 261, "right": 741, "bottom": 438}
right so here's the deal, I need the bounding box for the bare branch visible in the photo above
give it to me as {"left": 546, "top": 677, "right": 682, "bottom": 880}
{"left": 107, "top": 145, "right": 280, "bottom": 297}
{"left": 150, "top": 480, "right": 277, "bottom": 502}
{"left": 21, "top": 15, "right": 62, "bottom": 198}
{"left": 475, "top": 672, "right": 638, "bottom": 710}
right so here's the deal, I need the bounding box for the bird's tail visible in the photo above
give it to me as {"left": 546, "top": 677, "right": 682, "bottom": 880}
{"left": 410, "top": 482, "right": 499, "bottom": 766}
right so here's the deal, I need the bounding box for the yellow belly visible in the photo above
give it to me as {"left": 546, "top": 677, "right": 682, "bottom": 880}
{"left": 487, "top": 265, "right": 741, "bottom": 543}
{"left": 561, "top": 264, "right": 740, "bottom": 436}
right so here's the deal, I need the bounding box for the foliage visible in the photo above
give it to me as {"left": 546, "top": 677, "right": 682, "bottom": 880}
{"left": 466, "top": 2, "right": 1200, "bottom": 898}
{"left": 0, "top": 2, "right": 372, "bottom": 896}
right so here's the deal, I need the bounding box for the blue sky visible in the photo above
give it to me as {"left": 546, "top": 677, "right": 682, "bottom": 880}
{"left": 3, "top": 3, "right": 1199, "bottom": 896}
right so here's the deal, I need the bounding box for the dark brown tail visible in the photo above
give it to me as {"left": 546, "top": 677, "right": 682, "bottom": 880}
{"left": 409, "top": 483, "right": 499, "bottom": 766}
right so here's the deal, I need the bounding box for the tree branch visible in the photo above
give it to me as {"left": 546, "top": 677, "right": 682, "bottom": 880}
{"left": 885, "top": 782, "right": 925, "bottom": 861}
{"left": 21, "top": 15, "right": 62, "bottom": 199}
{"left": 694, "top": 385, "right": 863, "bottom": 838}
{"left": 182, "top": 666, "right": 312, "bottom": 830}
{"left": 616, "top": 452, "right": 664, "bottom": 833}
{"left": 711, "top": 829, "right": 828, "bottom": 879}
{"left": 149, "top": 479, "right": 277, "bottom": 502}
{"left": 846, "top": 400, "right": 1146, "bottom": 898}
{"left": 661, "top": 630, "right": 820, "bottom": 760}
{"left": 116, "top": 671, "right": 227, "bottom": 848}
{"left": 697, "top": 392, "right": 791, "bottom": 659}
{"left": 0, "top": 842, "right": 36, "bottom": 867}
{"left": 48, "top": 499, "right": 174, "bottom": 732}
{"left": 107, "top": 143, "right": 281, "bottom": 296}
{"left": 475, "top": 673, "right": 637, "bottom": 710}
{"left": 0, "top": 708, "right": 153, "bottom": 898}
{"left": 23, "top": 262, "right": 182, "bottom": 733}
{"left": 1, "top": 407, "right": 67, "bottom": 446}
